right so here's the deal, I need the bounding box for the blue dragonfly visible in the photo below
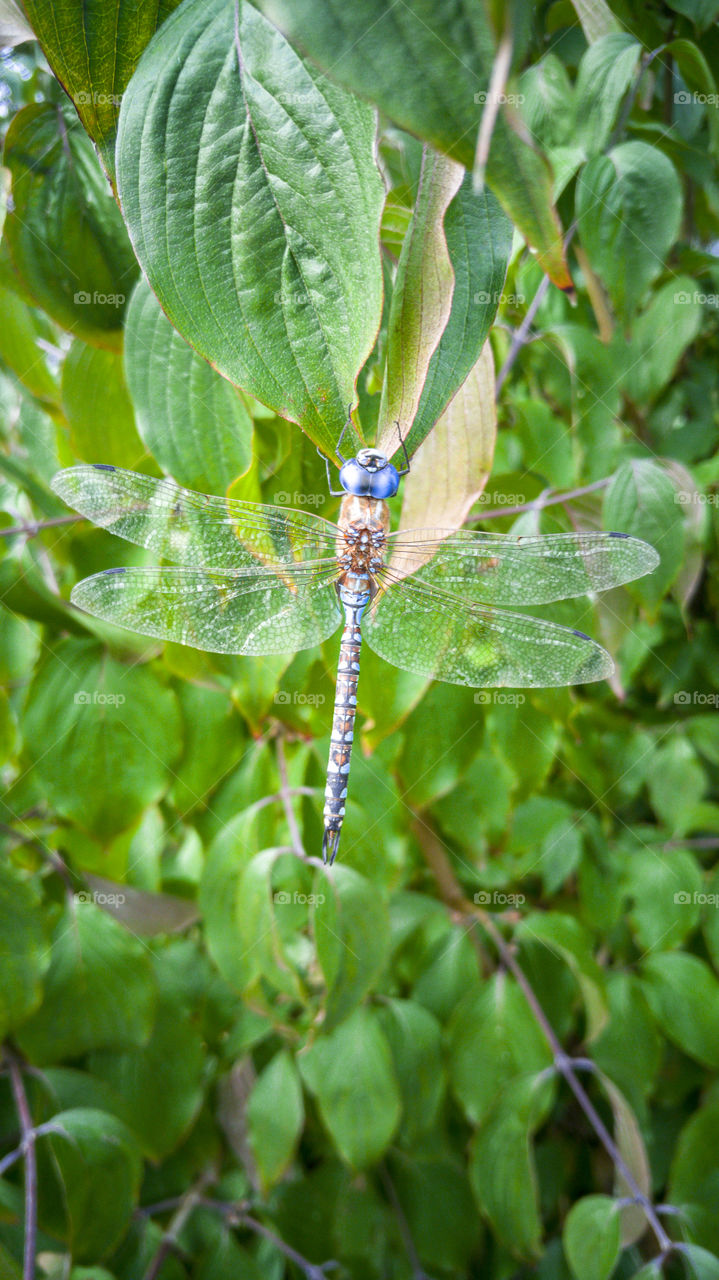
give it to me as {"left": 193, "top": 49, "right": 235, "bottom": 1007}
{"left": 52, "top": 428, "right": 658, "bottom": 863}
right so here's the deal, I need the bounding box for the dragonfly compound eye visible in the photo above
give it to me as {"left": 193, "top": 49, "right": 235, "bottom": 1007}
{"left": 368, "top": 464, "right": 400, "bottom": 499}
{"left": 338, "top": 458, "right": 371, "bottom": 495}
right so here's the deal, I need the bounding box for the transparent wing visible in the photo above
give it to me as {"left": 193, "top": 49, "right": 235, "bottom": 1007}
{"left": 52, "top": 465, "right": 339, "bottom": 574}
{"left": 386, "top": 528, "right": 659, "bottom": 605}
{"left": 71, "top": 565, "right": 342, "bottom": 655}
{"left": 364, "top": 573, "right": 613, "bottom": 687}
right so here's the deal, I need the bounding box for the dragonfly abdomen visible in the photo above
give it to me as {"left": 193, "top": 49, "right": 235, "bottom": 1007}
{"left": 322, "top": 594, "right": 365, "bottom": 864}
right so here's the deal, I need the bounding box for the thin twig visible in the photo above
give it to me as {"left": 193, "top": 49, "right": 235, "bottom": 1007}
{"left": 467, "top": 477, "right": 610, "bottom": 523}
{"left": 6, "top": 1049, "right": 37, "bottom": 1280}
{"left": 142, "top": 1167, "right": 216, "bottom": 1280}
{"left": 0, "top": 515, "right": 82, "bottom": 539}
{"left": 379, "top": 1164, "right": 437, "bottom": 1280}
{"left": 413, "top": 823, "right": 673, "bottom": 1256}
{"left": 0, "top": 1122, "right": 67, "bottom": 1177}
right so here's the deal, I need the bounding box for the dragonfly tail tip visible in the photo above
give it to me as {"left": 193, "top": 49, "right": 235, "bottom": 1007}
{"left": 322, "top": 828, "right": 340, "bottom": 866}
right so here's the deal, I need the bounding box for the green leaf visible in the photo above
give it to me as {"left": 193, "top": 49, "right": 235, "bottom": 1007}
{"left": 576, "top": 142, "right": 682, "bottom": 322}
{"left": 3, "top": 103, "right": 138, "bottom": 342}
{"left": 665, "top": 0, "right": 719, "bottom": 32}
{"left": 573, "top": 34, "right": 642, "bottom": 156}
{"left": 87, "top": 999, "right": 205, "bottom": 1161}
{"left": 681, "top": 1246, "right": 719, "bottom": 1279}
{"left": 0, "top": 862, "right": 49, "bottom": 1037}
{"left": 641, "top": 952, "right": 719, "bottom": 1068}
{"left": 20, "top": 0, "right": 183, "bottom": 181}
{"left": 395, "top": 342, "right": 495, "bottom": 538}
{"left": 563, "top": 1195, "right": 621, "bottom": 1280}
{"left": 592, "top": 972, "right": 662, "bottom": 1105}
{"left": 124, "top": 277, "right": 254, "bottom": 492}
{"left": 169, "top": 682, "right": 246, "bottom": 817}
{"left": 622, "top": 846, "right": 704, "bottom": 950}
{"left": 666, "top": 39, "right": 719, "bottom": 156}
{"left": 247, "top": 1049, "right": 304, "bottom": 1190}
{"left": 375, "top": 998, "right": 445, "bottom": 1140}
{"left": 619, "top": 278, "right": 702, "bottom": 405}
{"left": 669, "top": 1099, "right": 719, "bottom": 1256}
{"left": 447, "top": 972, "right": 552, "bottom": 1126}
{"left": 0, "top": 282, "right": 62, "bottom": 407}
{"left": 44, "top": 1107, "right": 143, "bottom": 1261}
{"left": 571, "top": 0, "right": 623, "bottom": 41}
{"left": 16, "top": 901, "right": 156, "bottom": 1064}
{"left": 387, "top": 1152, "right": 480, "bottom": 1272}
{"left": 516, "top": 912, "right": 608, "bottom": 1041}
{"left": 257, "top": 0, "right": 572, "bottom": 287}
{"left": 376, "top": 149, "right": 463, "bottom": 446}
{"left": 116, "top": 0, "right": 384, "bottom": 454}
{"left": 400, "top": 177, "right": 511, "bottom": 457}
{"left": 603, "top": 460, "right": 683, "bottom": 609}
{"left": 469, "top": 1072, "right": 555, "bottom": 1257}
{"left": 21, "top": 638, "right": 182, "bottom": 840}
{"left": 299, "top": 1006, "right": 401, "bottom": 1167}
{"left": 316, "top": 864, "right": 390, "bottom": 1029}
{"left": 61, "top": 341, "right": 147, "bottom": 468}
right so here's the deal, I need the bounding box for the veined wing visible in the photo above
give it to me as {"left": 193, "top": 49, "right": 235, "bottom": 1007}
{"left": 385, "top": 528, "right": 659, "bottom": 606}
{"left": 51, "top": 465, "right": 340, "bottom": 574}
{"left": 364, "top": 573, "right": 613, "bottom": 687}
{"left": 71, "top": 565, "right": 342, "bottom": 655}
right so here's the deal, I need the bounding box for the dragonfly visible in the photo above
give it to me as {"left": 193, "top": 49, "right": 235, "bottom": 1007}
{"left": 52, "top": 427, "right": 659, "bottom": 863}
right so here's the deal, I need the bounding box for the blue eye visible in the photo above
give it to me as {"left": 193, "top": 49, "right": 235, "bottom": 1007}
{"left": 369, "top": 465, "right": 400, "bottom": 498}
{"left": 339, "top": 459, "right": 371, "bottom": 495}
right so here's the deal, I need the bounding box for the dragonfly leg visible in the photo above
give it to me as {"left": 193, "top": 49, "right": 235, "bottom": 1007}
{"left": 394, "top": 420, "right": 411, "bottom": 476}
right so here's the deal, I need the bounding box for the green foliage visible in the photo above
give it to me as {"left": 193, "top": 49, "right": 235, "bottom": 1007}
{"left": 1, "top": 1, "right": 719, "bottom": 1277}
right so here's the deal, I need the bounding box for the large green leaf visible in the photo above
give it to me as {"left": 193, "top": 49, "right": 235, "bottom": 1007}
{"left": 563, "top": 1195, "right": 622, "bottom": 1280}
{"left": 247, "top": 1049, "right": 304, "bottom": 1190}
{"left": 16, "top": 900, "right": 156, "bottom": 1063}
{"left": 0, "top": 861, "right": 49, "bottom": 1038}
{"left": 116, "top": 0, "right": 384, "bottom": 454}
{"left": 44, "top": 1108, "right": 143, "bottom": 1261}
{"left": 124, "top": 277, "right": 253, "bottom": 492}
{"left": 0, "top": 282, "right": 62, "bottom": 407}
{"left": 21, "top": 638, "right": 182, "bottom": 839}
{"left": 573, "top": 34, "right": 642, "bottom": 156}
{"left": 19, "top": 0, "right": 183, "bottom": 181}
{"left": 669, "top": 1098, "right": 719, "bottom": 1256}
{"left": 641, "top": 952, "right": 719, "bottom": 1068}
{"left": 603, "top": 459, "right": 683, "bottom": 609}
{"left": 316, "top": 864, "right": 390, "bottom": 1030}
{"left": 61, "top": 341, "right": 148, "bottom": 468}
{"left": 299, "top": 1006, "right": 401, "bottom": 1167}
{"left": 576, "top": 141, "right": 682, "bottom": 323}
{"left": 469, "top": 1072, "right": 555, "bottom": 1257}
{"left": 3, "top": 103, "right": 138, "bottom": 343}
{"left": 516, "top": 912, "right": 608, "bottom": 1040}
{"left": 256, "top": 0, "right": 572, "bottom": 287}
{"left": 375, "top": 998, "right": 445, "bottom": 1140}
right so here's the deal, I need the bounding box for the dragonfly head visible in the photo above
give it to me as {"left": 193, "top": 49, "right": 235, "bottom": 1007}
{"left": 339, "top": 450, "right": 401, "bottom": 499}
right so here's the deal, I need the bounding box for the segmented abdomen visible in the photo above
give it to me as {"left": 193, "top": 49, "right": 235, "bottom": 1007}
{"left": 322, "top": 613, "right": 361, "bottom": 863}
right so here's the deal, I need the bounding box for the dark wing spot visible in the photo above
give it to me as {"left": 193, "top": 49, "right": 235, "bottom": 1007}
{"left": 573, "top": 628, "right": 591, "bottom": 640}
{"left": 93, "top": 463, "right": 116, "bottom": 471}
{"left": 608, "top": 531, "right": 629, "bottom": 539}
{"left": 103, "top": 567, "right": 126, "bottom": 575}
